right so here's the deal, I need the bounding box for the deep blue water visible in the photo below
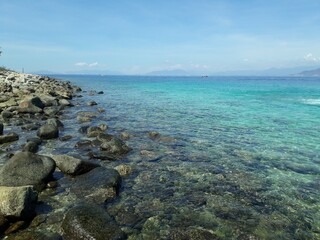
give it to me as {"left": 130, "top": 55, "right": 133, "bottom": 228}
{"left": 53, "top": 75, "right": 320, "bottom": 239}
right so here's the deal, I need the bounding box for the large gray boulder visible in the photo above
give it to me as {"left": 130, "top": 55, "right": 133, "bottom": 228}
{"left": 0, "top": 186, "right": 37, "bottom": 220}
{"left": 0, "top": 132, "right": 19, "bottom": 144}
{"left": 0, "top": 152, "right": 56, "bottom": 191}
{"left": 51, "top": 155, "right": 99, "bottom": 176}
{"left": 18, "top": 96, "right": 44, "bottom": 113}
{"left": 37, "top": 124, "right": 59, "bottom": 139}
{"left": 69, "top": 167, "right": 121, "bottom": 204}
{"left": 62, "top": 204, "right": 126, "bottom": 240}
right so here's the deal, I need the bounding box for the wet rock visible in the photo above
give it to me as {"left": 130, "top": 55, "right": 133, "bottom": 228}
{"left": 70, "top": 167, "right": 121, "bottom": 203}
{"left": 0, "top": 123, "right": 3, "bottom": 135}
{"left": 0, "top": 98, "right": 18, "bottom": 108}
{"left": 87, "top": 151, "right": 118, "bottom": 161}
{"left": 148, "top": 131, "right": 161, "bottom": 140}
{"left": 59, "top": 135, "right": 73, "bottom": 141}
{"left": 38, "top": 95, "right": 58, "bottom": 107}
{"left": 58, "top": 99, "right": 72, "bottom": 106}
{"left": 77, "top": 111, "right": 98, "bottom": 123}
{"left": 168, "top": 228, "right": 219, "bottom": 240}
{"left": 87, "top": 100, "right": 98, "bottom": 106}
{"left": 30, "top": 214, "right": 46, "bottom": 228}
{"left": 97, "top": 108, "right": 105, "bottom": 113}
{"left": 120, "top": 131, "right": 131, "bottom": 140}
{"left": 43, "top": 106, "right": 61, "bottom": 116}
{"left": 22, "top": 141, "right": 40, "bottom": 153}
{"left": 0, "top": 152, "right": 56, "bottom": 191}
{"left": 87, "top": 126, "right": 105, "bottom": 138}
{"left": 75, "top": 139, "right": 93, "bottom": 150}
{"left": 0, "top": 132, "right": 19, "bottom": 144}
{"left": 98, "top": 133, "right": 132, "bottom": 156}
{"left": 114, "top": 164, "right": 132, "bottom": 176}
{"left": 51, "top": 154, "right": 99, "bottom": 176}
{"left": 4, "top": 221, "right": 26, "bottom": 235}
{"left": 5, "top": 230, "right": 62, "bottom": 240}
{"left": 18, "top": 96, "right": 44, "bottom": 113}
{"left": 47, "top": 118, "right": 64, "bottom": 129}
{"left": 21, "top": 123, "right": 40, "bottom": 131}
{"left": 37, "top": 124, "right": 59, "bottom": 139}
{"left": 1, "top": 110, "right": 13, "bottom": 119}
{"left": 62, "top": 203, "right": 126, "bottom": 240}
{"left": 0, "top": 186, "right": 37, "bottom": 219}
{"left": 78, "top": 125, "right": 89, "bottom": 134}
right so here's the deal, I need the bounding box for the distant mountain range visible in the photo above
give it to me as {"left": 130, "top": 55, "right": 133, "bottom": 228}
{"left": 146, "top": 69, "right": 190, "bottom": 76}
{"left": 296, "top": 67, "right": 320, "bottom": 77}
{"left": 32, "top": 65, "right": 320, "bottom": 77}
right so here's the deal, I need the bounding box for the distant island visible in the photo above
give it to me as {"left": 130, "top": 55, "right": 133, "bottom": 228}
{"left": 297, "top": 67, "right": 320, "bottom": 77}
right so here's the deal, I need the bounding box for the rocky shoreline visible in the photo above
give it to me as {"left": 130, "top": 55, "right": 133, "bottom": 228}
{"left": 0, "top": 70, "right": 133, "bottom": 239}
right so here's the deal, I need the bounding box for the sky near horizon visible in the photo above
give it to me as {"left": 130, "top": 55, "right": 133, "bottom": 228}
{"left": 1, "top": 0, "right": 320, "bottom": 74}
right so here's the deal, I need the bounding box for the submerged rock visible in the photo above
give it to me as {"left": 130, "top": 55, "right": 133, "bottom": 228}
{"left": 0, "top": 186, "right": 37, "bottom": 220}
{"left": 0, "top": 152, "right": 56, "bottom": 191}
{"left": 51, "top": 154, "right": 99, "bottom": 176}
{"left": 69, "top": 167, "right": 121, "bottom": 203}
{"left": 62, "top": 204, "right": 126, "bottom": 240}
{"left": 98, "top": 133, "right": 132, "bottom": 156}
{"left": 87, "top": 100, "right": 98, "bottom": 106}
{"left": 0, "top": 132, "right": 19, "bottom": 144}
{"left": 37, "top": 124, "right": 59, "bottom": 139}
{"left": 148, "top": 131, "right": 161, "bottom": 140}
{"left": 87, "top": 126, "right": 105, "bottom": 138}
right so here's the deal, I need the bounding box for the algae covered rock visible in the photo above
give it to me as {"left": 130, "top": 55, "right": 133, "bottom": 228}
{"left": 70, "top": 167, "right": 121, "bottom": 203}
{"left": 62, "top": 203, "right": 126, "bottom": 240}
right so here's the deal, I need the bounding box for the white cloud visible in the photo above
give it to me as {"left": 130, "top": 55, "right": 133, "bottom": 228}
{"left": 75, "top": 62, "right": 87, "bottom": 66}
{"left": 88, "top": 62, "right": 98, "bottom": 67}
{"left": 304, "top": 53, "right": 320, "bottom": 62}
{"left": 75, "top": 62, "right": 99, "bottom": 67}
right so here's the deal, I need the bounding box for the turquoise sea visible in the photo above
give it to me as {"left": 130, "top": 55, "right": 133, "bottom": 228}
{"left": 54, "top": 75, "right": 320, "bottom": 239}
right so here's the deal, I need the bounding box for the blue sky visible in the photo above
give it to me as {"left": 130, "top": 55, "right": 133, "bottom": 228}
{"left": 1, "top": 0, "right": 320, "bottom": 74}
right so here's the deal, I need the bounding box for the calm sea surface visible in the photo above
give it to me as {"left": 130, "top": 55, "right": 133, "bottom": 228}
{"left": 52, "top": 75, "right": 320, "bottom": 239}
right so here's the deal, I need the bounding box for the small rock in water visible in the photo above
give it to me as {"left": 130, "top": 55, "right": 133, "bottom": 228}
{"left": 87, "top": 101, "right": 98, "bottom": 106}
{"left": 59, "top": 135, "right": 73, "bottom": 141}
{"left": 120, "top": 131, "right": 131, "bottom": 140}
{"left": 37, "top": 124, "right": 59, "bottom": 139}
{"left": 98, "top": 133, "right": 132, "bottom": 156}
{"left": 114, "top": 164, "right": 132, "bottom": 176}
{"left": 47, "top": 118, "right": 64, "bottom": 129}
{"left": 22, "top": 141, "right": 40, "bottom": 153}
{"left": 148, "top": 131, "right": 161, "bottom": 140}
{"left": 0, "top": 132, "right": 19, "bottom": 144}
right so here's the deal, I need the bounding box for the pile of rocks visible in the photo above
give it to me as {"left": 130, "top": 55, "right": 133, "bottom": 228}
{"left": 0, "top": 70, "right": 130, "bottom": 239}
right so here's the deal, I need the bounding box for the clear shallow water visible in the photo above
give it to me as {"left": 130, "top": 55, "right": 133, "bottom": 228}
{"left": 54, "top": 75, "right": 320, "bottom": 239}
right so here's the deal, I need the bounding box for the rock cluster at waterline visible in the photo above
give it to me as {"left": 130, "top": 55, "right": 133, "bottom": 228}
{"left": 0, "top": 70, "right": 132, "bottom": 239}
